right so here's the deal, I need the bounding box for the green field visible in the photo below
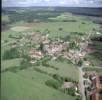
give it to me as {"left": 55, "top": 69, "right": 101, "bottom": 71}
{"left": 2, "top": 14, "right": 99, "bottom": 41}
{"left": 1, "top": 10, "right": 101, "bottom": 100}
{"left": 1, "top": 71, "right": 76, "bottom": 100}
{"left": 1, "top": 57, "right": 79, "bottom": 100}
{"left": 1, "top": 58, "right": 21, "bottom": 71}
{"left": 48, "top": 60, "right": 79, "bottom": 81}
{"left": 83, "top": 67, "right": 102, "bottom": 72}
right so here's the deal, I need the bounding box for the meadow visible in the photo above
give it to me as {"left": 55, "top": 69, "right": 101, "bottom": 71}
{"left": 1, "top": 71, "right": 76, "bottom": 100}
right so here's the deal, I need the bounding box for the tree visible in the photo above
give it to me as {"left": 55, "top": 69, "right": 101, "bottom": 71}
{"left": 38, "top": 43, "right": 44, "bottom": 51}
{"left": 63, "top": 35, "right": 70, "bottom": 41}
{"left": 9, "top": 34, "right": 13, "bottom": 38}
{"left": 20, "top": 58, "right": 31, "bottom": 70}
{"left": 77, "top": 59, "right": 83, "bottom": 67}
{"left": 2, "top": 48, "right": 19, "bottom": 60}
{"left": 52, "top": 74, "right": 63, "bottom": 83}
{"left": 44, "top": 29, "right": 50, "bottom": 34}
{"left": 66, "top": 88, "right": 75, "bottom": 96}
{"left": 58, "top": 27, "right": 63, "bottom": 31}
{"left": 45, "top": 79, "right": 61, "bottom": 89}
{"left": 69, "top": 41, "right": 76, "bottom": 49}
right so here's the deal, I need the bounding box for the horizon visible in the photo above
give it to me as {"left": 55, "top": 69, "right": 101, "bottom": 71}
{"left": 2, "top": 6, "right": 102, "bottom": 8}
{"left": 2, "top": 0, "right": 102, "bottom": 8}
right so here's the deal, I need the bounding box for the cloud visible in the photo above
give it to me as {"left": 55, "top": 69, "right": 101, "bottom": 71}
{"left": 2, "top": 0, "right": 102, "bottom": 7}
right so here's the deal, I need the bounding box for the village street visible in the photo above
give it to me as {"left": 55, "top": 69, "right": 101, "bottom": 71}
{"left": 78, "top": 67, "right": 86, "bottom": 100}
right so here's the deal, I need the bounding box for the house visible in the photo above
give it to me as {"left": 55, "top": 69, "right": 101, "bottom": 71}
{"left": 61, "top": 82, "right": 74, "bottom": 89}
{"left": 85, "top": 72, "right": 102, "bottom": 100}
{"left": 30, "top": 60, "right": 36, "bottom": 64}
{"left": 29, "top": 49, "right": 43, "bottom": 59}
{"left": 84, "top": 61, "right": 91, "bottom": 66}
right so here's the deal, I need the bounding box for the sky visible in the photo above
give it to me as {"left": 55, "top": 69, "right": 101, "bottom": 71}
{"left": 2, "top": 0, "right": 102, "bottom": 7}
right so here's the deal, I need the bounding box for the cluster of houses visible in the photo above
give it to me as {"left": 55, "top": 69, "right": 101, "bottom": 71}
{"left": 42, "top": 34, "right": 93, "bottom": 65}
{"left": 43, "top": 40, "right": 69, "bottom": 58}
{"left": 83, "top": 71, "right": 102, "bottom": 100}
{"left": 9, "top": 31, "right": 93, "bottom": 66}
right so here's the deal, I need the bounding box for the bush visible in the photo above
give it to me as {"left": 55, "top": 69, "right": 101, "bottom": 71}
{"left": 63, "top": 77, "right": 77, "bottom": 83}
{"left": 34, "top": 67, "right": 47, "bottom": 75}
{"left": 58, "top": 27, "right": 63, "bottom": 31}
{"left": 82, "top": 22, "right": 86, "bottom": 24}
{"left": 52, "top": 74, "right": 63, "bottom": 83}
{"left": 66, "top": 88, "right": 75, "bottom": 96}
{"left": 4, "top": 40, "right": 8, "bottom": 43}
{"left": 77, "top": 60, "right": 83, "bottom": 67}
{"left": 9, "top": 34, "right": 13, "bottom": 38}
{"left": 45, "top": 79, "right": 61, "bottom": 89}
{"left": 2, "top": 48, "right": 19, "bottom": 60}
{"left": 42, "top": 62, "right": 58, "bottom": 70}
{"left": 57, "top": 56, "right": 65, "bottom": 62}
{"left": 2, "top": 66, "right": 19, "bottom": 73}
{"left": 20, "top": 59, "right": 31, "bottom": 70}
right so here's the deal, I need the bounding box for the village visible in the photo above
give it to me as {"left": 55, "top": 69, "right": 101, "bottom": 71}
{"left": 10, "top": 31, "right": 91, "bottom": 66}
{"left": 8, "top": 30, "right": 101, "bottom": 100}
{"left": 6, "top": 32, "right": 99, "bottom": 100}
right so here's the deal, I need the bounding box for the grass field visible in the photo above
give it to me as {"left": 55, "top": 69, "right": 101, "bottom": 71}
{"left": 1, "top": 58, "right": 79, "bottom": 100}
{"left": 83, "top": 67, "right": 102, "bottom": 72}
{"left": 1, "top": 58, "right": 21, "bottom": 71}
{"left": 2, "top": 16, "right": 99, "bottom": 41}
{"left": 48, "top": 60, "right": 79, "bottom": 81}
{"left": 23, "top": 21, "right": 98, "bottom": 38}
{"left": 1, "top": 71, "right": 76, "bottom": 100}
{"left": 11, "top": 26, "right": 30, "bottom": 32}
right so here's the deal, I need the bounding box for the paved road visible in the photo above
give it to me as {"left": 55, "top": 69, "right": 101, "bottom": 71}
{"left": 78, "top": 67, "right": 86, "bottom": 100}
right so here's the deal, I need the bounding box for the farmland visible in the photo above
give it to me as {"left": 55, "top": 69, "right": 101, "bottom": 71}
{"left": 1, "top": 7, "right": 102, "bottom": 100}
{"left": 1, "top": 71, "right": 76, "bottom": 100}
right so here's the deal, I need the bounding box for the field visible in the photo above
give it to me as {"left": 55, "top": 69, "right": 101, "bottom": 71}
{"left": 48, "top": 60, "right": 79, "bottom": 81}
{"left": 11, "top": 26, "right": 30, "bottom": 32}
{"left": 1, "top": 58, "right": 21, "bottom": 71}
{"left": 2, "top": 12, "right": 99, "bottom": 41}
{"left": 83, "top": 67, "right": 102, "bottom": 72}
{"left": 2, "top": 20, "right": 99, "bottom": 45}
{"left": 1, "top": 8, "right": 102, "bottom": 100}
{"left": 1, "top": 71, "right": 76, "bottom": 100}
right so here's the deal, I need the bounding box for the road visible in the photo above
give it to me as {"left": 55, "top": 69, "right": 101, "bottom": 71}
{"left": 78, "top": 67, "right": 86, "bottom": 100}
{"left": 78, "top": 31, "right": 92, "bottom": 100}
